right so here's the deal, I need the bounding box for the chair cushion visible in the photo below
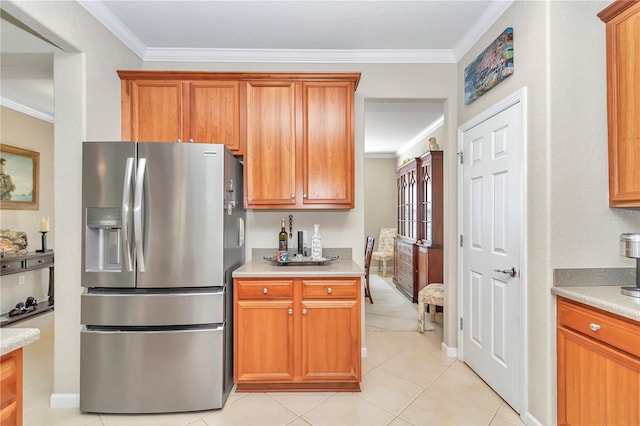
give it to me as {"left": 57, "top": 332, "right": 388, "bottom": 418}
{"left": 377, "top": 228, "right": 396, "bottom": 253}
{"left": 371, "top": 251, "right": 393, "bottom": 260}
{"left": 418, "top": 283, "right": 444, "bottom": 305}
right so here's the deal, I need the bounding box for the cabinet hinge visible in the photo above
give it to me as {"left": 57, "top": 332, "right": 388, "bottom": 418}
{"left": 460, "top": 318, "right": 464, "bottom": 330}
{"left": 458, "top": 151, "right": 464, "bottom": 164}
{"left": 460, "top": 234, "right": 463, "bottom": 247}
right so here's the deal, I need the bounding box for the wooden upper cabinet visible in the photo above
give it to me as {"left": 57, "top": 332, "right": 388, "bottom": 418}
{"left": 598, "top": 1, "right": 640, "bottom": 207}
{"left": 118, "top": 71, "right": 360, "bottom": 209}
{"left": 244, "top": 75, "right": 359, "bottom": 209}
{"left": 186, "top": 81, "right": 243, "bottom": 152}
{"left": 118, "top": 71, "right": 244, "bottom": 154}
{"left": 302, "top": 82, "right": 354, "bottom": 208}
{"left": 121, "top": 79, "right": 183, "bottom": 143}
{"left": 245, "top": 81, "right": 298, "bottom": 207}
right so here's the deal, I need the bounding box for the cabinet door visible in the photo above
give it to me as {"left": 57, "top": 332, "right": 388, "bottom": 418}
{"left": 0, "top": 349, "right": 22, "bottom": 426}
{"left": 245, "top": 81, "right": 297, "bottom": 207}
{"left": 122, "top": 80, "right": 183, "bottom": 142}
{"left": 600, "top": 2, "right": 640, "bottom": 207}
{"left": 302, "top": 82, "right": 354, "bottom": 208}
{"left": 186, "top": 81, "right": 243, "bottom": 153}
{"left": 234, "top": 300, "right": 295, "bottom": 383}
{"left": 557, "top": 326, "right": 640, "bottom": 425}
{"left": 301, "top": 300, "right": 360, "bottom": 382}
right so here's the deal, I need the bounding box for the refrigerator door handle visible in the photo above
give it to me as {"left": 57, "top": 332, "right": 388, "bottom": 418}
{"left": 122, "top": 157, "right": 135, "bottom": 272}
{"left": 134, "top": 158, "right": 147, "bottom": 272}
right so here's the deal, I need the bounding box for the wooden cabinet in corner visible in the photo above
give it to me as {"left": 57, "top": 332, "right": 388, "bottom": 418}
{"left": 598, "top": 1, "right": 640, "bottom": 207}
{"left": 118, "top": 71, "right": 245, "bottom": 155}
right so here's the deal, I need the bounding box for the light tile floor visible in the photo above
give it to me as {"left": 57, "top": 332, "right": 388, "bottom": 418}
{"left": 16, "top": 273, "right": 524, "bottom": 425}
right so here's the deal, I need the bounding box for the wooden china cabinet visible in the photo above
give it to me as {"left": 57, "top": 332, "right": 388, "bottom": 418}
{"left": 393, "top": 151, "right": 443, "bottom": 302}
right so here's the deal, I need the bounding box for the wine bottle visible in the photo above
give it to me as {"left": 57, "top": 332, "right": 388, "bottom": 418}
{"left": 279, "top": 217, "right": 288, "bottom": 251}
{"left": 311, "top": 224, "right": 322, "bottom": 260}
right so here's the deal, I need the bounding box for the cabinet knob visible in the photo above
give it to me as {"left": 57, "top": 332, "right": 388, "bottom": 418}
{"left": 303, "top": 194, "right": 307, "bottom": 199}
{"left": 263, "top": 288, "right": 268, "bottom": 294}
{"left": 291, "top": 194, "right": 295, "bottom": 199}
{"left": 288, "top": 308, "right": 293, "bottom": 315}
{"left": 189, "top": 139, "right": 194, "bottom": 143}
{"left": 589, "top": 323, "right": 601, "bottom": 331}
{"left": 302, "top": 309, "right": 307, "bottom": 315}
{"left": 327, "top": 287, "right": 332, "bottom": 294}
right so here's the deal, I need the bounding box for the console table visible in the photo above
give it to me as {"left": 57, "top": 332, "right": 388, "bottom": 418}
{"left": 0, "top": 252, "right": 54, "bottom": 327}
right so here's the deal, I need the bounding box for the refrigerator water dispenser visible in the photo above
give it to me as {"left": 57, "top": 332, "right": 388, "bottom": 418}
{"left": 85, "top": 207, "right": 123, "bottom": 271}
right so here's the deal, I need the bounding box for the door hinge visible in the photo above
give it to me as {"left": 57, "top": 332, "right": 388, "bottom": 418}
{"left": 460, "top": 318, "right": 464, "bottom": 330}
{"left": 460, "top": 234, "right": 463, "bottom": 247}
{"left": 458, "top": 151, "right": 464, "bottom": 164}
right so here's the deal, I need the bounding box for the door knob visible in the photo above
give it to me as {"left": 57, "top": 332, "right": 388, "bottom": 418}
{"left": 494, "top": 267, "right": 517, "bottom": 278}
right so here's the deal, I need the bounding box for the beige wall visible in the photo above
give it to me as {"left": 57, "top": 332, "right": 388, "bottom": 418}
{"left": 3, "top": 0, "right": 459, "bottom": 400}
{"left": 3, "top": 0, "right": 142, "bottom": 401}
{"left": 0, "top": 106, "right": 54, "bottom": 312}
{"left": 364, "top": 157, "right": 396, "bottom": 258}
{"left": 456, "top": 1, "right": 639, "bottom": 423}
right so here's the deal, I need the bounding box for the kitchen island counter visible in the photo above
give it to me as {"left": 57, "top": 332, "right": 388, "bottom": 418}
{"left": 233, "top": 258, "right": 364, "bottom": 278}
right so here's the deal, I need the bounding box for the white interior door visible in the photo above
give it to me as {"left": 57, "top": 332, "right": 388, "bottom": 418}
{"left": 461, "top": 100, "right": 523, "bottom": 412}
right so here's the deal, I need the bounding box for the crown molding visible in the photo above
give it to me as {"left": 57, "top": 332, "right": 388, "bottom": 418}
{"left": 396, "top": 115, "right": 444, "bottom": 156}
{"left": 365, "top": 152, "right": 397, "bottom": 159}
{"left": 1, "top": 97, "right": 54, "bottom": 123}
{"left": 144, "top": 48, "right": 456, "bottom": 64}
{"left": 77, "top": 0, "right": 147, "bottom": 59}
{"left": 453, "top": 0, "right": 514, "bottom": 61}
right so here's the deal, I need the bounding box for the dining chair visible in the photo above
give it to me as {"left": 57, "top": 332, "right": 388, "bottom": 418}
{"left": 364, "top": 235, "right": 375, "bottom": 304}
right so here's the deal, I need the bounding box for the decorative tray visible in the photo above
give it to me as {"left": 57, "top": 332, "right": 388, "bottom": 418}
{"left": 263, "top": 255, "right": 339, "bottom": 266}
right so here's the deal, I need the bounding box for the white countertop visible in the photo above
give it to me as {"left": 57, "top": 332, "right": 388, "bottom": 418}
{"left": 1, "top": 328, "right": 40, "bottom": 356}
{"left": 551, "top": 285, "right": 640, "bottom": 322}
{"left": 233, "top": 258, "right": 364, "bottom": 278}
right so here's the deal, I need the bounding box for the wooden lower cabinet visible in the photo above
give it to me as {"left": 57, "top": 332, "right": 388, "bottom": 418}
{"left": 1, "top": 348, "right": 23, "bottom": 426}
{"left": 557, "top": 297, "right": 640, "bottom": 425}
{"left": 234, "top": 277, "right": 361, "bottom": 391}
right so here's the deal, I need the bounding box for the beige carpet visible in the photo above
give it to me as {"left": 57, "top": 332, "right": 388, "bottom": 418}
{"left": 364, "top": 272, "right": 421, "bottom": 331}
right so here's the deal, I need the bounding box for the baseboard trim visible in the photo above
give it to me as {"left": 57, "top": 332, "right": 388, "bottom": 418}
{"left": 524, "top": 411, "right": 543, "bottom": 425}
{"left": 441, "top": 341, "right": 457, "bottom": 358}
{"left": 50, "top": 393, "right": 79, "bottom": 409}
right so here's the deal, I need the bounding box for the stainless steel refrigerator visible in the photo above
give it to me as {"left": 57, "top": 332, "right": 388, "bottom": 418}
{"left": 80, "top": 141, "right": 245, "bottom": 414}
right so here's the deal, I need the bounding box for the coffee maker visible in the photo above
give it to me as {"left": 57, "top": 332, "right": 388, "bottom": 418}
{"left": 620, "top": 233, "right": 640, "bottom": 297}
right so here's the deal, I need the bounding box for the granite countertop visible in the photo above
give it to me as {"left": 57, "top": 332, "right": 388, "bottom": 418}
{"left": 551, "top": 267, "right": 640, "bottom": 322}
{"left": 233, "top": 258, "right": 364, "bottom": 278}
{"left": 1, "top": 328, "right": 40, "bottom": 356}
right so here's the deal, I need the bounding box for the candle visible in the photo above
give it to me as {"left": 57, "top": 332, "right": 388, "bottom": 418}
{"left": 39, "top": 217, "right": 50, "bottom": 232}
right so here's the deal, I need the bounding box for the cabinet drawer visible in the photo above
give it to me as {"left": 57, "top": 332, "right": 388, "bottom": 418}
{"left": 397, "top": 250, "right": 413, "bottom": 264}
{"left": 26, "top": 256, "right": 53, "bottom": 269}
{"left": 397, "top": 272, "right": 413, "bottom": 292}
{"left": 558, "top": 298, "right": 640, "bottom": 358}
{"left": 302, "top": 279, "right": 358, "bottom": 299}
{"left": 396, "top": 260, "right": 413, "bottom": 276}
{"left": 0, "top": 260, "right": 23, "bottom": 275}
{"left": 236, "top": 280, "right": 293, "bottom": 300}
{"left": 397, "top": 242, "right": 413, "bottom": 255}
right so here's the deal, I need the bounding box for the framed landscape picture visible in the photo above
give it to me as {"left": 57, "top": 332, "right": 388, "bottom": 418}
{"left": 0, "top": 144, "right": 39, "bottom": 210}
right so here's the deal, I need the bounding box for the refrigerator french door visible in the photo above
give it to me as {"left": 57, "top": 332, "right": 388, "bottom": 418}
{"left": 80, "top": 141, "right": 244, "bottom": 413}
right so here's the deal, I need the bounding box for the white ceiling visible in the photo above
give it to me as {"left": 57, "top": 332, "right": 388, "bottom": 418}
{"left": 1, "top": 0, "right": 513, "bottom": 154}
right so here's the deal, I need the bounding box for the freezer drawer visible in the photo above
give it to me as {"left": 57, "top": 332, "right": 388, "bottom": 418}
{"left": 81, "top": 288, "right": 225, "bottom": 326}
{"left": 80, "top": 325, "right": 229, "bottom": 413}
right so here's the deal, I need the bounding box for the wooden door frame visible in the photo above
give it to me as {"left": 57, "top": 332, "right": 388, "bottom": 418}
{"left": 456, "top": 88, "right": 528, "bottom": 418}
